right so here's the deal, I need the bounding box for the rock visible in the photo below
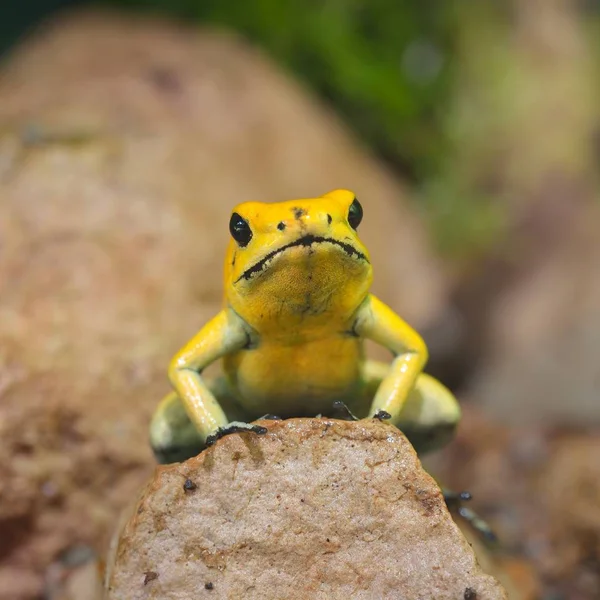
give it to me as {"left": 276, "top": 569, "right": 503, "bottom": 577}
{"left": 106, "top": 418, "right": 507, "bottom": 599}
{"left": 0, "top": 9, "right": 448, "bottom": 597}
{"left": 427, "top": 405, "right": 600, "bottom": 598}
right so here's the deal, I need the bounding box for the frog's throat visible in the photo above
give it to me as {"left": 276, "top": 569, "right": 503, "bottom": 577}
{"left": 235, "top": 234, "right": 369, "bottom": 283}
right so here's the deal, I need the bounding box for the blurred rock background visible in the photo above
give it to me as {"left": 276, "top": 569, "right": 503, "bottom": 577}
{"left": 0, "top": 1, "right": 598, "bottom": 599}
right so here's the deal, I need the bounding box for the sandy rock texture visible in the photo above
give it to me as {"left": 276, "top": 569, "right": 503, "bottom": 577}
{"left": 106, "top": 418, "right": 507, "bottom": 600}
{"left": 0, "top": 10, "right": 447, "bottom": 598}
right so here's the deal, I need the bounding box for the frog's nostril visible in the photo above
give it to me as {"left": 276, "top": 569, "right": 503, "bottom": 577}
{"left": 292, "top": 207, "right": 306, "bottom": 220}
{"left": 326, "top": 214, "right": 332, "bottom": 225}
{"left": 277, "top": 222, "right": 286, "bottom": 231}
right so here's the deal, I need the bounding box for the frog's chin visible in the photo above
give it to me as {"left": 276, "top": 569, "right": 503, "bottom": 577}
{"left": 228, "top": 241, "right": 372, "bottom": 324}
{"left": 235, "top": 234, "right": 369, "bottom": 284}
{"left": 231, "top": 248, "right": 372, "bottom": 320}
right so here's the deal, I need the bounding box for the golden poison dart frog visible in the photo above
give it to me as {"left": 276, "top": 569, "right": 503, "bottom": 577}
{"left": 150, "top": 189, "right": 461, "bottom": 465}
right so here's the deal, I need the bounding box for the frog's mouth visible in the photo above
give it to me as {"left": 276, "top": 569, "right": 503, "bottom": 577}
{"left": 236, "top": 234, "right": 369, "bottom": 283}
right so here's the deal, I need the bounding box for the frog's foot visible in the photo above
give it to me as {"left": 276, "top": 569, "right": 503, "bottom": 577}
{"left": 331, "top": 400, "right": 359, "bottom": 421}
{"left": 443, "top": 488, "right": 498, "bottom": 545}
{"left": 150, "top": 391, "right": 207, "bottom": 464}
{"left": 205, "top": 421, "right": 269, "bottom": 447}
{"left": 372, "top": 409, "right": 391, "bottom": 421}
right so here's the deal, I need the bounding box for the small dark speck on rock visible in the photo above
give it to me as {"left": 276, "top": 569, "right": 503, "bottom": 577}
{"left": 205, "top": 582, "right": 214, "bottom": 590}
{"left": 464, "top": 587, "right": 477, "bottom": 600}
{"left": 183, "top": 479, "right": 197, "bottom": 492}
{"left": 143, "top": 571, "right": 158, "bottom": 585}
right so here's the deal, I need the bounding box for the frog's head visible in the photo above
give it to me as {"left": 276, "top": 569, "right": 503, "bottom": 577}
{"left": 224, "top": 189, "right": 373, "bottom": 329}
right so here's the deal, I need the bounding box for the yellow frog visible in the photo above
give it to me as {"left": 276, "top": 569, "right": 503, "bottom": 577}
{"left": 150, "top": 189, "right": 461, "bottom": 465}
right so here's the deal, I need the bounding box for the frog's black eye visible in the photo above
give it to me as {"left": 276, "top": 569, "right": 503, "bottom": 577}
{"left": 229, "top": 212, "right": 253, "bottom": 247}
{"left": 347, "top": 198, "right": 363, "bottom": 230}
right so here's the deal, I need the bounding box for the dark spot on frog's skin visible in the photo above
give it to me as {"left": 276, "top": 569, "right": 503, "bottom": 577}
{"left": 327, "top": 214, "right": 332, "bottom": 225}
{"left": 144, "top": 571, "right": 158, "bottom": 585}
{"left": 243, "top": 331, "right": 258, "bottom": 350}
{"left": 344, "top": 320, "right": 360, "bottom": 338}
{"left": 183, "top": 479, "right": 197, "bottom": 492}
{"left": 292, "top": 207, "right": 306, "bottom": 220}
{"left": 277, "top": 221, "right": 286, "bottom": 231}
{"left": 205, "top": 582, "right": 214, "bottom": 590}
{"left": 464, "top": 588, "right": 477, "bottom": 600}
{"left": 231, "top": 252, "right": 236, "bottom": 267}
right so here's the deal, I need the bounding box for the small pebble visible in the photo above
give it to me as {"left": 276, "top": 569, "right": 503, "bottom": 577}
{"left": 144, "top": 571, "right": 158, "bottom": 585}
{"left": 183, "top": 479, "right": 197, "bottom": 492}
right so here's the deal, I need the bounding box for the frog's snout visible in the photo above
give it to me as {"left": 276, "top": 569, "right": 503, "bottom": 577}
{"left": 276, "top": 207, "right": 333, "bottom": 237}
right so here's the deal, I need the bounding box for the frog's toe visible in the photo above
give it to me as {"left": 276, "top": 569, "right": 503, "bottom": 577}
{"left": 205, "top": 422, "right": 269, "bottom": 447}
{"left": 372, "top": 409, "right": 392, "bottom": 421}
{"left": 443, "top": 488, "right": 498, "bottom": 546}
{"left": 331, "top": 401, "right": 359, "bottom": 421}
{"left": 150, "top": 391, "right": 209, "bottom": 464}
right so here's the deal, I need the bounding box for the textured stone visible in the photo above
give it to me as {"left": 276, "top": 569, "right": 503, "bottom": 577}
{"left": 106, "top": 418, "right": 507, "bottom": 599}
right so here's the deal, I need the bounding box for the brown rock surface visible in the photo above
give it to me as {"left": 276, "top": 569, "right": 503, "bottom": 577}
{"left": 106, "top": 418, "right": 507, "bottom": 600}
{"left": 428, "top": 405, "right": 600, "bottom": 599}
{"left": 0, "top": 10, "right": 447, "bottom": 598}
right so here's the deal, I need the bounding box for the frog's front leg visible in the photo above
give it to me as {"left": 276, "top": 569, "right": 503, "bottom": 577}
{"left": 353, "top": 294, "right": 429, "bottom": 423}
{"left": 354, "top": 295, "right": 459, "bottom": 453}
{"left": 150, "top": 309, "right": 265, "bottom": 463}
{"left": 150, "top": 375, "right": 251, "bottom": 463}
{"left": 362, "top": 361, "right": 460, "bottom": 454}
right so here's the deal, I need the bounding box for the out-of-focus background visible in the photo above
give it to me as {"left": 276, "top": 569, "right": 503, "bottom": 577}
{"left": 0, "top": 1, "right": 599, "bottom": 598}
